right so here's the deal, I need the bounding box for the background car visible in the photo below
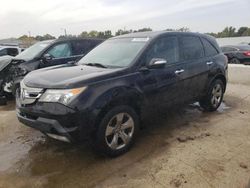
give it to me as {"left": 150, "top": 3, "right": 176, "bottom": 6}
{"left": 0, "top": 46, "right": 23, "bottom": 57}
{"left": 221, "top": 45, "right": 250, "bottom": 65}
{"left": 0, "top": 38, "right": 104, "bottom": 99}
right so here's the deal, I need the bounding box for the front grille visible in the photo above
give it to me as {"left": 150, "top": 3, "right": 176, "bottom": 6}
{"left": 19, "top": 81, "right": 44, "bottom": 105}
{"left": 20, "top": 112, "right": 38, "bottom": 120}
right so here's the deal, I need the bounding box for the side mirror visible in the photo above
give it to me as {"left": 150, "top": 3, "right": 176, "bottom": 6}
{"left": 43, "top": 54, "right": 53, "bottom": 62}
{"left": 67, "top": 60, "right": 76, "bottom": 65}
{"left": 148, "top": 58, "right": 167, "bottom": 69}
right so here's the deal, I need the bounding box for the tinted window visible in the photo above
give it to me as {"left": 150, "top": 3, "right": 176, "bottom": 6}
{"left": 7, "top": 48, "right": 18, "bottom": 56}
{"left": 72, "top": 40, "right": 101, "bottom": 55}
{"left": 146, "top": 36, "right": 178, "bottom": 64}
{"left": 180, "top": 36, "right": 204, "bottom": 60}
{"left": 238, "top": 46, "right": 250, "bottom": 51}
{"left": 201, "top": 38, "right": 218, "bottom": 57}
{"left": 47, "top": 43, "right": 72, "bottom": 58}
{"left": 221, "top": 47, "right": 237, "bottom": 52}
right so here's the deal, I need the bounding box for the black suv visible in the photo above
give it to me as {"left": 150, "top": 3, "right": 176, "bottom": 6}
{"left": 17, "top": 31, "right": 228, "bottom": 156}
{"left": 0, "top": 38, "right": 103, "bottom": 96}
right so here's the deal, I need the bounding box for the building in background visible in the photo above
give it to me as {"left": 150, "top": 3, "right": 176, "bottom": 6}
{"left": 217, "top": 36, "right": 250, "bottom": 46}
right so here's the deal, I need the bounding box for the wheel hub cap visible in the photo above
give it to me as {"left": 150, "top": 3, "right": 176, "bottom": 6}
{"left": 105, "top": 113, "right": 135, "bottom": 150}
{"left": 211, "top": 84, "right": 222, "bottom": 108}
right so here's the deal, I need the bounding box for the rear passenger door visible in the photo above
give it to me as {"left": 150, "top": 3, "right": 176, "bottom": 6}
{"left": 179, "top": 36, "right": 208, "bottom": 101}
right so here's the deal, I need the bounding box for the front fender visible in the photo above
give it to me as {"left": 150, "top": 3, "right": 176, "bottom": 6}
{"left": 93, "top": 86, "right": 143, "bottom": 110}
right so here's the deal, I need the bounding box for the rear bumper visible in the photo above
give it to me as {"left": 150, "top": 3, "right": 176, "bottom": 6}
{"left": 240, "top": 58, "right": 250, "bottom": 65}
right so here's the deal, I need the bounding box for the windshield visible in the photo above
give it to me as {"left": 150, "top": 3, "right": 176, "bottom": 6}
{"left": 239, "top": 45, "right": 250, "bottom": 51}
{"left": 15, "top": 40, "right": 53, "bottom": 60}
{"left": 78, "top": 38, "right": 149, "bottom": 68}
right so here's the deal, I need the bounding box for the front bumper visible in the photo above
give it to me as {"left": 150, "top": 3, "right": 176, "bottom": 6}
{"left": 16, "top": 94, "right": 94, "bottom": 142}
{"left": 17, "top": 109, "right": 77, "bottom": 142}
{"left": 16, "top": 82, "right": 99, "bottom": 142}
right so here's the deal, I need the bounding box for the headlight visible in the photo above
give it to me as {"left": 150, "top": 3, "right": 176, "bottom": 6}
{"left": 39, "top": 87, "right": 87, "bottom": 105}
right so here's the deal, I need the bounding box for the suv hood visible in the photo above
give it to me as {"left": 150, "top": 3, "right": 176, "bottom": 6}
{"left": 23, "top": 64, "right": 123, "bottom": 88}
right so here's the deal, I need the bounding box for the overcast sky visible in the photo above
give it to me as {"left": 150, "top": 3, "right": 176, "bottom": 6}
{"left": 0, "top": 0, "right": 249, "bottom": 39}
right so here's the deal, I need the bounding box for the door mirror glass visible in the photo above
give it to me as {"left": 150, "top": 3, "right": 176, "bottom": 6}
{"left": 148, "top": 58, "right": 167, "bottom": 69}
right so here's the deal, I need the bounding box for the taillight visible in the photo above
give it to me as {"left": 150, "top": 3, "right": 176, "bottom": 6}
{"left": 243, "top": 51, "right": 250, "bottom": 56}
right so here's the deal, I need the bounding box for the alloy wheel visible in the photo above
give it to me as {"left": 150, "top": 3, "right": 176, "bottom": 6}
{"left": 105, "top": 113, "right": 135, "bottom": 150}
{"left": 211, "top": 84, "right": 223, "bottom": 108}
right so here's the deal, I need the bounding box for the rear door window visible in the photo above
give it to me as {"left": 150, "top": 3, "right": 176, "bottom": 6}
{"left": 72, "top": 40, "right": 99, "bottom": 56}
{"left": 47, "top": 43, "right": 72, "bottom": 58}
{"left": 201, "top": 38, "right": 219, "bottom": 57}
{"left": 180, "top": 36, "right": 204, "bottom": 61}
{"left": 146, "top": 36, "right": 179, "bottom": 64}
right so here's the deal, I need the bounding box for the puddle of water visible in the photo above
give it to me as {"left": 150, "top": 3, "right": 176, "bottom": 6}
{"left": 0, "top": 99, "right": 233, "bottom": 187}
{"left": 189, "top": 102, "right": 231, "bottom": 113}
{"left": 217, "top": 102, "right": 231, "bottom": 113}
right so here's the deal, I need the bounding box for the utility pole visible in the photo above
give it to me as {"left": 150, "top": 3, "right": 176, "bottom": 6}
{"left": 28, "top": 31, "right": 31, "bottom": 47}
{"left": 61, "top": 28, "right": 67, "bottom": 37}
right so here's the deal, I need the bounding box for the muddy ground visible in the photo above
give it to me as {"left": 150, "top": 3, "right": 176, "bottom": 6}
{"left": 0, "top": 65, "right": 250, "bottom": 188}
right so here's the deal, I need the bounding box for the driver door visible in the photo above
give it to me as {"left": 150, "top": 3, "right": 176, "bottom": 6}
{"left": 39, "top": 42, "right": 75, "bottom": 68}
{"left": 145, "top": 35, "right": 187, "bottom": 107}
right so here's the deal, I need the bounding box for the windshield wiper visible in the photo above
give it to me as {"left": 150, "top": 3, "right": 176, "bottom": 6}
{"left": 84, "top": 63, "right": 107, "bottom": 68}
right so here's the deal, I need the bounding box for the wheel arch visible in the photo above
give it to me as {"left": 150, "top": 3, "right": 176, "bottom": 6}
{"left": 209, "top": 74, "right": 227, "bottom": 93}
{"left": 92, "top": 87, "right": 143, "bottom": 130}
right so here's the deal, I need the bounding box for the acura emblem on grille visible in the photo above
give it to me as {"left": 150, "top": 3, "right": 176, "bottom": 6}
{"left": 20, "top": 81, "right": 43, "bottom": 105}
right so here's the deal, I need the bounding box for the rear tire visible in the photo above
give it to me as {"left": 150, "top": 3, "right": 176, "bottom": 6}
{"left": 92, "top": 105, "right": 139, "bottom": 157}
{"left": 230, "top": 58, "right": 241, "bottom": 64}
{"left": 199, "top": 79, "right": 224, "bottom": 112}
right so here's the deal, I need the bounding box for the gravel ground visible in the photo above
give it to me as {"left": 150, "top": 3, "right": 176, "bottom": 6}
{"left": 0, "top": 64, "right": 250, "bottom": 188}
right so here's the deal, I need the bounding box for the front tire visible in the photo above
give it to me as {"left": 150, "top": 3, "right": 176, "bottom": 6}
{"left": 93, "top": 105, "right": 139, "bottom": 157}
{"left": 199, "top": 79, "right": 224, "bottom": 112}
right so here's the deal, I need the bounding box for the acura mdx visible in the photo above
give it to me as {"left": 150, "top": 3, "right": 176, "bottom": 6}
{"left": 16, "top": 31, "right": 228, "bottom": 156}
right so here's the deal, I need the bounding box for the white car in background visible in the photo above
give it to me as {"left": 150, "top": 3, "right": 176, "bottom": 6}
{"left": 0, "top": 46, "right": 24, "bottom": 57}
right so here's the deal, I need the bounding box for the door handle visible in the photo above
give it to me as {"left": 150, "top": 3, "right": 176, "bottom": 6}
{"left": 175, "top": 69, "right": 185, "bottom": 75}
{"left": 206, "top": 61, "right": 214, "bottom": 65}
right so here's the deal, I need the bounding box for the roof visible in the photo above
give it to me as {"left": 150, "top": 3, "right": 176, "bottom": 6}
{"left": 112, "top": 31, "right": 213, "bottom": 40}
{"left": 56, "top": 37, "right": 105, "bottom": 43}
{"left": 111, "top": 31, "right": 220, "bottom": 52}
{"left": 0, "top": 45, "right": 20, "bottom": 49}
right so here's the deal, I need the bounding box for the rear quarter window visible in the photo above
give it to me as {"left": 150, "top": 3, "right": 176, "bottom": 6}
{"left": 201, "top": 38, "right": 219, "bottom": 57}
{"left": 180, "top": 36, "right": 204, "bottom": 61}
